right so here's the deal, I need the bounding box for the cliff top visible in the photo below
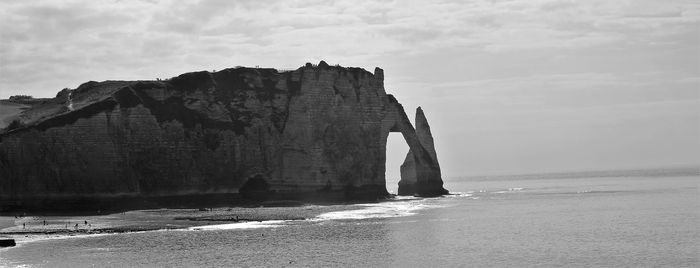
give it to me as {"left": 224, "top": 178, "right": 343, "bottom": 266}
{"left": 1, "top": 62, "right": 384, "bottom": 135}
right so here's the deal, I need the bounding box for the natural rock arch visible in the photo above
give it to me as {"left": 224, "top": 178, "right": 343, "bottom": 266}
{"left": 0, "top": 62, "right": 448, "bottom": 212}
{"left": 380, "top": 97, "right": 448, "bottom": 196}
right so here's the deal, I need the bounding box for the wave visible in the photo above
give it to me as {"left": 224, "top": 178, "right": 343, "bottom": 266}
{"left": 314, "top": 200, "right": 444, "bottom": 221}
{"left": 494, "top": 187, "right": 525, "bottom": 194}
{"left": 187, "top": 220, "right": 288, "bottom": 231}
{"left": 441, "top": 192, "right": 473, "bottom": 199}
{"left": 392, "top": 195, "right": 422, "bottom": 201}
{"left": 573, "top": 190, "right": 623, "bottom": 194}
{"left": 185, "top": 199, "right": 447, "bottom": 231}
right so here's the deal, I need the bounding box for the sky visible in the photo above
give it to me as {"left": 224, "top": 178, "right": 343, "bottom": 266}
{"left": 0, "top": 0, "right": 698, "bottom": 178}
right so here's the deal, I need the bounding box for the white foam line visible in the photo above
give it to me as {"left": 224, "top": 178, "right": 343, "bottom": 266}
{"left": 315, "top": 201, "right": 445, "bottom": 221}
{"left": 392, "top": 195, "right": 421, "bottom": 201}
{"left": 187, "top": 220, "right": 287, "bottom": 231}
{"left": 444, "top": 192, "right": 473, "bottom": 198}
{"left": 494, "top": 187, "right": 525, "bottom": 194}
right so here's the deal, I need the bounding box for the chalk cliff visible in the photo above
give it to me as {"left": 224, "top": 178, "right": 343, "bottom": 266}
{"left": 0, "top": 62, "right": 447, "bottom": 212}
{"left": 399, "top": 107, "right": 447, "bottom": 196}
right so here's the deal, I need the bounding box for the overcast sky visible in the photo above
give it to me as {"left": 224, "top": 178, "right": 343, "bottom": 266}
{"left": 1, "top": 0, "right": 698, "bottom": 178}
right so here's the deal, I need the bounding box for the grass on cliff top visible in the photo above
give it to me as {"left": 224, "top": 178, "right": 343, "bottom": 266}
{"left": 0, "top": 101, "right": 29, "bottom": 129}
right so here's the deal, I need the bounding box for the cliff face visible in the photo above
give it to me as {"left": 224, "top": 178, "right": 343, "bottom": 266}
{"left": 0, "top": 62, "right": 447, "bottom": 211}
{"left": 399, "top": 107, "right": 448, "bottom": 196}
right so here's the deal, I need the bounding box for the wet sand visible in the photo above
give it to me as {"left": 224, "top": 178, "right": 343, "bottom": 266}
{"left": 0, "top": 217, "right": 17, "bottom": 245}
{"left": 0, "top": 204, "right": 359, "bottom": 243}
{"left": 0, "top": 217, "right": 14, "bottom": 232}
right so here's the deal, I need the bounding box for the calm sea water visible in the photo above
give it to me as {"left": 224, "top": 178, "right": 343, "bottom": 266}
{"left": 1, "top": 170, "right": 698, "bottom": 267}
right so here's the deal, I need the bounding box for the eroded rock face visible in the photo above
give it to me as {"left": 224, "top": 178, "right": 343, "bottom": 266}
{"left": 398, "top": 107, "right": 448, "bottom": 196}
{"left": 0, "top": 63, "right": 447, "bottom": 212}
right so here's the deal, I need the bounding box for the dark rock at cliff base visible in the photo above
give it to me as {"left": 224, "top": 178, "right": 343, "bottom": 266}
{"left": 0, "top": 239, "right": 16, "bottom": 247}
{"left": 239, "top": 175, "right": 271, "bottom": 200}
{"left": 0, "top": 62, "right": 448, "bottom": 212}
{"left": 399, "top": 107, "right": 448, "bottom": 196}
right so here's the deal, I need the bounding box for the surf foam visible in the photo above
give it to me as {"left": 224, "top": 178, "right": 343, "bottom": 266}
{"left": 315, "top": 200, "right": 443, "bottom": 221}
{"left": 187, "top": 220, "right": 287, "bottom": 231}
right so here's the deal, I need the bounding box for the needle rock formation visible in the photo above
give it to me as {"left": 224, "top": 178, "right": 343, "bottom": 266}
{"left": 0, "top": 61, "right": 447, "bottom": 212}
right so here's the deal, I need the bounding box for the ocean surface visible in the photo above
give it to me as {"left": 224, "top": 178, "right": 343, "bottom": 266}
{"left": 1, "top": 169, "right": 698, "bottom": 267}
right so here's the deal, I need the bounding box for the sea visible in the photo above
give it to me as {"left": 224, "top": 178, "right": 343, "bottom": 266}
{"left": 1, "top": 168, "right": 698, "bottom": 267}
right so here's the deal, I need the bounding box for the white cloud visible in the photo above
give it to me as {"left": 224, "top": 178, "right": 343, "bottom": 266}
{"left": 1, "top": 0, "right": 697, "bottom": 96}
{"left": 0, "top": 0, "right": 697, "bottom": 174}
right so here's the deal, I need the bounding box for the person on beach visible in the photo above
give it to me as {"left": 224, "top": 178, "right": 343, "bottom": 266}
{"left": 74, "top": 223, "right": 78, "bottom": 230}
{"left": 43, "top": 220, "right": 46, "bottom": 226}
{"left": 22, "top": 223, "right": 25, "bottom": 229}
{"left": 84, "top": 220, "right": 88, "bottom": 225}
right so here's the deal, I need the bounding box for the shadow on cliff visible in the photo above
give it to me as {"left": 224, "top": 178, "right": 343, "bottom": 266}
{"left": 0, "top": 61, "right": 447, "bottom": 215}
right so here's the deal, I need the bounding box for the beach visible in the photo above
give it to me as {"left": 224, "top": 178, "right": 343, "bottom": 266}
{"left": 0, "top": 204, "right": 362, "bottom": 244}
{"left": 1, "top": 170, "right": 698, "bottom": 267}
{"left": 0, "top": 217, "right": 14, "bottom": 230}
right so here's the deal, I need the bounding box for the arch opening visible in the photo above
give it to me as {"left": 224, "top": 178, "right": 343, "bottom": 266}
{"left": 385, "top": 133, "right": 410, "bottom": 195}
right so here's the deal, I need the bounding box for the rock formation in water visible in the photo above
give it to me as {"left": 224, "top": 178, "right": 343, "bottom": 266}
{"left": 399, "top": 107, "right": 446, "bottom": 196}
{"left": 0, "top": 61, "right": 447, "bottom": 212}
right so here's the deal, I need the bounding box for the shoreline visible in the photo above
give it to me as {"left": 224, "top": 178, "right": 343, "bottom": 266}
{"left": 0, "top": 203, "right": 366, "bottom": 246}
{"left": 0, "top": 195, "right": 430, "bottom": 249}
{"left": 0, "top": 192, "right": 398, "bottom": 216}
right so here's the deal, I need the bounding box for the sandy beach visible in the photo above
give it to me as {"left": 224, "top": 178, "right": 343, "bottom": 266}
{"left": 0, "top": 217, "right": 14, "bottom": 232}
{"left": 0, "top": 204, "right": 359, "bottom": 244}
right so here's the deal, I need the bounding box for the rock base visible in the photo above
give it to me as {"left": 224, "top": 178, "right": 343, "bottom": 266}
{"left": 0, "top": 188, "right": 392, "bottom": 215}
{"left": 0, "top": 239, "right": 16, "bottom": 247}
{"left": 398, "top": 181, "right": 448, "bottom": 197}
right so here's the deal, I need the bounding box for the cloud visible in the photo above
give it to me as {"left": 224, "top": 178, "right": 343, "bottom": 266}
{"left": 0, "top": 0, "right": 698, "bottom": 96}
{"left": 0, "top": 0, "right": 697, "bottom": 175}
